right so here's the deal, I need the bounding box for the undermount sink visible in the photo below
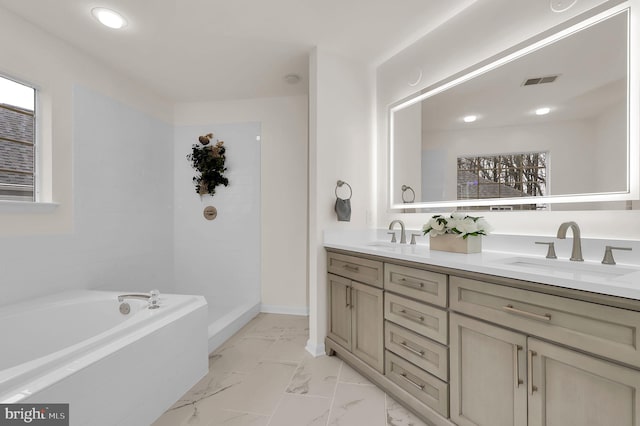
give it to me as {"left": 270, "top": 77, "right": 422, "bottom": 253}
{"left": 493, "top": 256, "right": 640, "bottom": 280}
{"left": 366, "top": 241, "right": 401, "bottom": 249}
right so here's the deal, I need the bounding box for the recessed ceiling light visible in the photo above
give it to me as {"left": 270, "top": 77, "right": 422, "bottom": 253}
{"left": 463, "top": 115, "right": 477, "bottom": 123}
{"left": 535, "top": 107, "right": 551, "bottom": 116}
{"left": 91, "top": 7, "right": 127, "bottom": 29}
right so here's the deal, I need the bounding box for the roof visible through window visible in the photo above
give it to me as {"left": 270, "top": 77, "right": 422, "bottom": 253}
{"left": 0, "top": 75, "right": 36, "bottom": 201}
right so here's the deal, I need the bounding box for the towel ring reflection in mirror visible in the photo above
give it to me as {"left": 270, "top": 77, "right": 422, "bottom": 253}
{"left": 401, "top": 185, "right": 415, "bottom": 203}
{"left": 335, "top": 180, "right": 352, "bottom": 200}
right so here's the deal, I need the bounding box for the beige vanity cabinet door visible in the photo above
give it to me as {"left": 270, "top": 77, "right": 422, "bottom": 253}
{"left": 450, "top": 313, "right": 527, "bottom": 426}
{"left": 351, "top": 281, "right": 384, "bottom": 373}
{"left": 528, "top": 338, "right": 640, "bottom": 426}
{"left": 328, "top": 273, "right": 352, "bottom": 350}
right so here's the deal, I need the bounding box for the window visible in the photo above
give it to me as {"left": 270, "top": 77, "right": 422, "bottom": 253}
{"left": 0, "top": 75, "right": 36, "bottom": 201}
{"left": 457, "top": 152, "right": 548, "bottom": 210}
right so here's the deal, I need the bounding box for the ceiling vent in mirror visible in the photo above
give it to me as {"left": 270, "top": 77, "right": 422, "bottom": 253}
{"left": 522, "top": 75, "right": 559, "bottom": 86}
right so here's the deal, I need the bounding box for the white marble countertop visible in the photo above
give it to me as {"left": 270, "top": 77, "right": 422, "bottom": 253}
{"left": 324, "top": 229, "right": 640, "bottom": 301}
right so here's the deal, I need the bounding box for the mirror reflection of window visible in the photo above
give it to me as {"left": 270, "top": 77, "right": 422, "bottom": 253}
{"left": 457, "top": 152, "right": 547, "bottom": 211}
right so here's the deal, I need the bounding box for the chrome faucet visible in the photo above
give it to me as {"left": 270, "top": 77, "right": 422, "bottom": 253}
{"left": 388, "top": 220, "right": 407, "bottom": 244}
{"left": 556, "top": 221, "right": 583, "bottom": 261}
{"left": 117, "top": 290, "right": 160, "bottom": 309}
{"left": 117, "top": 294, "right": 150, "bottom": 302}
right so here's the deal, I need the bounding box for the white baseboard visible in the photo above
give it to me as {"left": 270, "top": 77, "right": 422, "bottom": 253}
{"left": 260, "top": 304, "right": 309, "bottom": 316}
{"left": 207, "top": 301, "right": 261, "bottom": 353}
{"left": 305, "top": 339, "right": 326, "bottom": 357}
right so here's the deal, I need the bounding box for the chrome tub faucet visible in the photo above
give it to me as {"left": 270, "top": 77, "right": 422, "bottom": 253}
{"left": 117, "top": 290, "right": 160, "bottom": 312}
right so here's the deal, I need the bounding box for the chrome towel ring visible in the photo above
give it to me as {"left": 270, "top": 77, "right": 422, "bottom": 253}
{"left": 335, "top": 180, "right": 352, "bottom": 200}
{"left": 401, "top": 185, "right": 415, "bottom": 203}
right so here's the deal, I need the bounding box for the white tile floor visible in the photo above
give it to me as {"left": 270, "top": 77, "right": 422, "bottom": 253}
{"left": 152, "top": 313, "right": 428, "bottom": 426}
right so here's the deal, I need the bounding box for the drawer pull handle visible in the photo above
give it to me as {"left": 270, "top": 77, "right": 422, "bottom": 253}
{"left": 399, "top": 277, "right": 425, "bottom": 288}
{"left": 399, "top": 309, "right": 424, "bottom": 322}
{"left": 400, "top": 372, "right": 425, "bottom": 390}
{"left": 528, "top": 350, "right": 538, "bottom": 394}
{"left": 503, "top": 305, "right": 551, "bottom": 322}
{"left": 400, "top": 341, "right": 425, "bottom": 357}
{"left": 343, "top": 264, "right": 360, "bottom": 272}
{"left": 513, "top": 344, "right": 523, "bottom": 388}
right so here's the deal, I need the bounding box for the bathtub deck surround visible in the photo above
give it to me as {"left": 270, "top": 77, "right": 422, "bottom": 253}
{"left": 152, "top": 313, "right": 427, "bottom": 426}
{"left": 0, "top": 290, "right": 209, "bottom": 426}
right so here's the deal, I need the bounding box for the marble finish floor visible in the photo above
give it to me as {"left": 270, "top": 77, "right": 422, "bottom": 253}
{"left": 152, "top": 313, "right": 428, "bottom": 426}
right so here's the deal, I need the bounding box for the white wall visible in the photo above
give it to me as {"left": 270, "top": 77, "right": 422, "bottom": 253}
{"left": 377, "top": 0, "right": 640, "bottom": 239}
{"left": 173, "top": 96, "right": 309, "bottom": 314}
{"left": 0, "top": 8, "right": 174, "bottom": 307}
{"left": 173, "top": 122, "right": 261, "bottom": 322}
{"left": 594, "top": 101, "right": 628, "bottom": 192}
{"left": 0, "top": 7, "right": 172, "bottom": 236}
{"left": 0, "top": 85, "right": 174, "bottom": 306}
{"left": 307, "top": 48, "right": 376, "bottom": 354}
{"left": 392, "top": 102, "right": 422, "bottom": 208}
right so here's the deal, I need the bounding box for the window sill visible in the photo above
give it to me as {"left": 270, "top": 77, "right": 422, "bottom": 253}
{"left": 0, "top": 201, "right": 60, "bottom": 213}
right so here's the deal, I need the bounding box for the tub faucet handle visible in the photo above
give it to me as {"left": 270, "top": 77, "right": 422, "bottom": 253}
{"left": 149, "top": 289, "right": 160, "bottom": 309}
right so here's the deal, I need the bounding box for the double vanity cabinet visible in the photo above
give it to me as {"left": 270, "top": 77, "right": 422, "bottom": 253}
{"left": 325, "top": 248, "right": 640, "bottom": 426}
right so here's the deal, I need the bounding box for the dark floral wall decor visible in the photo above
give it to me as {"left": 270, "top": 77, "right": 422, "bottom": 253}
{"left": 187, "top": 133, "right": 229, "bottom": 196}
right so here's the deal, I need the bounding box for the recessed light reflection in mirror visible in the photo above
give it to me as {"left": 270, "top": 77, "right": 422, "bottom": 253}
{"left": 535, "top": 107, "right": 551, "bottom": 116}
{"left": 463, "top": 115, "right": 478, "bottom": 123}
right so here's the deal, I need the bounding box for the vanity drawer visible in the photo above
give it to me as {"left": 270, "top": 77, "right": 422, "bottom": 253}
{"left": 327, "top": 252, "right": 383, "bottom": 288}
{"left": 385, "top": 293, "right": 448, "bottom": 345}
{"left": 385, "top": 350, "right": 449, "bottom": 417}
{"left": 385, "top": 321, "right": 448, "bottom": 381}
{"left": 450, "top": 276, "right": 640, "bottom": 368}
{"left": 384, "top": 263, "right": 447, "bottom": 307}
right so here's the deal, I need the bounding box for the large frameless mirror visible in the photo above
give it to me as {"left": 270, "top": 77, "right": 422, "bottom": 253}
{"left": 389, "top": 6, "right": 637, "bottom": 212}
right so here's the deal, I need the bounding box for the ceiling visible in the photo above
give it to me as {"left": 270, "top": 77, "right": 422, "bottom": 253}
{"left": 0, "top": 0, "right": 475, "bottom": 102}
{"left": 419, "top": 8, "right": 627, "bottom": 131}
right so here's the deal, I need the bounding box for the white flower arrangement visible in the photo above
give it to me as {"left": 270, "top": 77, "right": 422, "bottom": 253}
{"left": 422, "top": 212, "right": 491, "bottom": 239}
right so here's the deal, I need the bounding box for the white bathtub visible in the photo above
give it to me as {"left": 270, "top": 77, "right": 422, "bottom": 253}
{"left": 0, "top": 290, "right": 208, "bottom": 426}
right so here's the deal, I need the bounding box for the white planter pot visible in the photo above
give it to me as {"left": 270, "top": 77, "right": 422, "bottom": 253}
{"left": 429, "top": 234, "right": 482, "bottom": 254}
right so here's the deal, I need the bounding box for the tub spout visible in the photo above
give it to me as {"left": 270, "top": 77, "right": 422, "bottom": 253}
{"left": 118, "top": 291, "right": 160, "bottom": 309}
{"left": 117, "top": 293, "right": 150, "bottom": 302}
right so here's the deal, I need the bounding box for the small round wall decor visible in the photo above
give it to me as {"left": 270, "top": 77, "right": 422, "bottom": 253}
{"left": 203, "top": 206, "right": 218, "bottom": 221}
